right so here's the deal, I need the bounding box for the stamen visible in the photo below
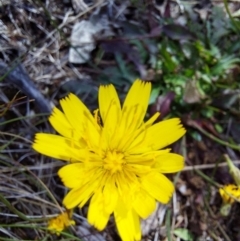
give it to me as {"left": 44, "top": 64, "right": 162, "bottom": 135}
{"left": 93, "top": 109, "right": 101, "bottom": 126}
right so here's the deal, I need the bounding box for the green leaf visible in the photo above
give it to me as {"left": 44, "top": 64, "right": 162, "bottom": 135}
{"left": 174, "top": 228, "right": 194, "bottom": 241}
{"left": 220, "top": 203, "right": 232, "bottom": 216}
{"left": 215, "top": 123, "right": 223, "bottom": 133}
{"left": 191, "top": 131, "right": 202, "bottom": 141}
{"left": 162, "top": 24, "right": 196, "bottom": 41}
{"left": 149, "top": 86, "right": 161, "bottom": 105}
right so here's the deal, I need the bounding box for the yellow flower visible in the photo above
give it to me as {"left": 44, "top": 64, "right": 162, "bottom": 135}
{"left": 33, "top": 80, "right": 186, "bottom": 241}
{"left": 219, "top": 184, "right": 240, "bottom": 204}
{"left": 48, "top": 211, "right": 75, "bottom": 235}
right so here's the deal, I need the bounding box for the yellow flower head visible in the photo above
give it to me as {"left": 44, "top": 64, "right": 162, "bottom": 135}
{"left": 33, "top": 80, "right": 186, "bottom": 241}
{"left": 48, "top": 211, "right": 75, "bottom": 235}
{"left": 219, "top": 184, "right": 240, "bottom": 204}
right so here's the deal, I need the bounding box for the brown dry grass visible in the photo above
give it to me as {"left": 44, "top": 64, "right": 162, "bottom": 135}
{"left": 1, "top": 1, "right": 240, "bottom": 241}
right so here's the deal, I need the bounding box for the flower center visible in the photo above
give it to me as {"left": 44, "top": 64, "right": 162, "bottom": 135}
{"left": 103, "top": 150, "right": 126, "bottom": 174}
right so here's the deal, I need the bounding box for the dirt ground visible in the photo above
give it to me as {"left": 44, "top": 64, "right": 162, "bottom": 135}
{"left": 1, "top": 0, "right": 240, "bottom": 241}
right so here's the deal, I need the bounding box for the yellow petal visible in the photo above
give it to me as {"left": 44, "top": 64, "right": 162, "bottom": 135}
{"left": 63, "top": 183, "right": 96, "bottom": 209}
{"left": 49, "top": 108, "right": 87, "bottom": 148}
{"left": 49, "top": 107, "right": 73, "bottom": 138}
{"left": 88, "top": 191, "right": 110, "bottom": 230}
{"left": 63, "top": 187, "right": 85, "bottom": 209}
{"left": 128, "top": 118, "right": 186, "bottom": 153}
{"left": 111, "top": 80, "right": 151, "bottom": 150}
{"left": 125, "top": 150, "right": 171, "bottom": 176}
{"left": 122, "top": 80, "right": 151, "bottom": 129}
{"left": 63, "top": 169, "right": 104, "bottom": 209}
{"left": 59, "top": 94, "right": 87, "bottom": 135}
{"left": 219, "top": 187, "right": 234, "bottom": 204}
{"left": 98, "top": 84, "right": 121, "bottom": 124}
{"left": 146, "top": 118, "right": 186, "bottom": 150}
{"left": 141, "top": 172, "right": 174, "bottom": 204}
{"left": 32, "top": 133, "right": 84, "bottom": 161}
{"left": 121, "top": 80, "right": 151, "bottom": 131}
{"left": 58, "top": 163, "right": 84, "bottom": 188}
{"left": 127, "top": 149, "right": 170, "bottom": 165}
{"left": 118, "top": 113, "right": 160, "bottom": 152}
{"left": 99, "top": 85, "right": 122, "bottom": 147}
{"left": 114, "top": 200, "right": 141, "bottom": 241}
{"left": 132, "top": 189, "right": 156, "bottom": 219}
{"left": 60, "top": 93, "right": 100, "bottom": 149}
{"left": 114, "top": 172, "right": 138, "bottom": 209}
{"left": 219, "top": 184, "right": 240, "bottom": 204}
{"left": 103, "top": 178, "right": 119, "bottom": 214}
{"left": 48, "top": 211, "right": 75, "bottom": 235}
{"left": 144, "top": 112, "right": 160, "bottom": 128}
{"left": 154, "top": 153, "right": 184, "bottom": 173}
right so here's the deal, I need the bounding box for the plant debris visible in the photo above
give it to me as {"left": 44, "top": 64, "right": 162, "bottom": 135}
{"left": 1, "top": 0, "right": 240, "bottom": 240}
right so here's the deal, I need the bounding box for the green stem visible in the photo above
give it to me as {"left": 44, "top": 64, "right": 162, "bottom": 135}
{"left": 166, "top": 209, "right": 172, "bottom": 241}
{"left": 0, "top": 113, "right": 48, "bottom": 126}
{"left": 0, "top": 193, "right": 48, "bottom": 222}
{"left": 0, "top": 193, "right": 29, "bottom": 221}
{"left": 189, "top": 121, "right": 240, "bottom": 151}
{"left": 194, "top": 169, "right": 221, "bottom": 188}
{"left": 223, "top": 0, "right": 240, "bottom": 33}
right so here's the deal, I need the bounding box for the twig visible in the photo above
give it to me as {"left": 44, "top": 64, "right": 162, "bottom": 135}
{"left": 194, "top": 169, "right": 221, "bottom": 188}
{"left": 183, "top": 160, "right": 240, "bottom": 171}
{"left": 187, "top": 120, "right": 240, "bottom": 151}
